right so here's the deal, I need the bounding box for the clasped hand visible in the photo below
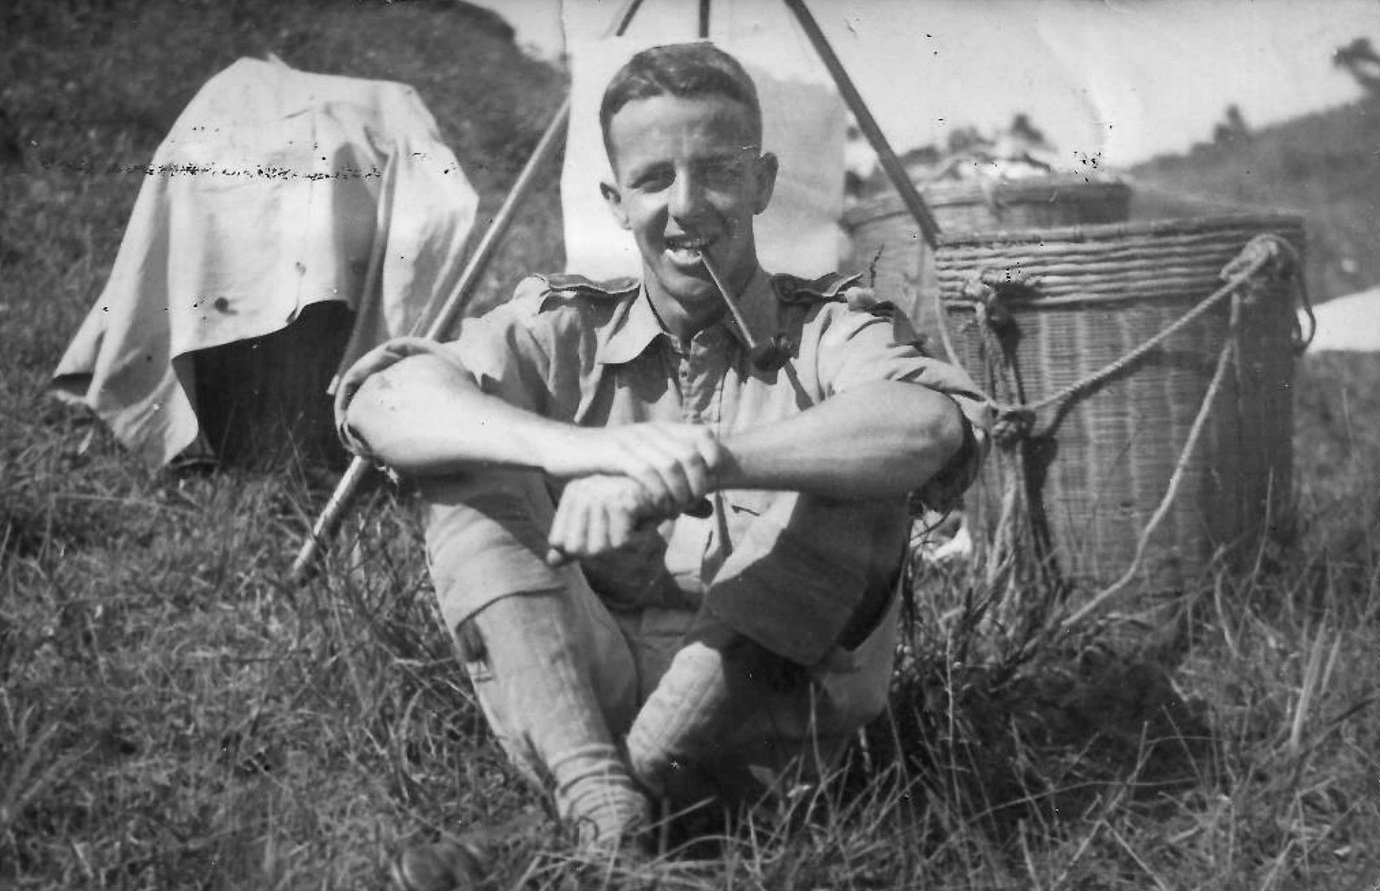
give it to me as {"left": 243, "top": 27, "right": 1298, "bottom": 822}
{"left": 332, "top": 336, "right": 728, "bottom": 564}
{"left": 544, "top": 423, "right": 726, "bottom": 565}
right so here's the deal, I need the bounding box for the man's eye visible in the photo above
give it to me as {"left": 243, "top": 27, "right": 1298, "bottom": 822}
{"left": 634, "top": 171, "right": 673, "bottom": 192}
{"left": 703, "top": 162, "right": 744, "bottom": 186}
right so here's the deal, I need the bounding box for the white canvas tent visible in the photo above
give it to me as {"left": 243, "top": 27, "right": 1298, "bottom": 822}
{"left": 1303, "top": 286, "right": 1380, "bottom": 352}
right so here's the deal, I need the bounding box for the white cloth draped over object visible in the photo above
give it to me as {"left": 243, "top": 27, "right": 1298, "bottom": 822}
{"left": 53, "top": 57, "right": 478, "bottom": 467}
{"left": 561, "top": 36, "right": 847, "bottom": 280}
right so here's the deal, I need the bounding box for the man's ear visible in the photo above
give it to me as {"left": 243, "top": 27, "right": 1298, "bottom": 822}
{"left": 600, "top": 179, "right": 631, "bottom": 230}
{"left": 751, "top": 152, "right": 779, "bottom": 215}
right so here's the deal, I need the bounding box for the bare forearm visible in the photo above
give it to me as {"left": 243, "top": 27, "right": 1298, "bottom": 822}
{"left": 715, "top": 381, "right": 965, "bottom": 500}
{"left": 345, "top": 355, "right": 574, "bottom": 476}
{"left": 345, "top": 354, "right": 724, "bottom": 503}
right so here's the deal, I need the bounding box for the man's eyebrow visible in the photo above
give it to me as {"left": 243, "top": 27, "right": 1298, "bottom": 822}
{"left": 696, "top": 149, "right": 751, "bottom": 165}
{"left": 625, "top": 158, "right": 671, "bottom": 176}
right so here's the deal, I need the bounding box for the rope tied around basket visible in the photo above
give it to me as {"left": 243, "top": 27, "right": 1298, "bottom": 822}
{"left": 955, "top": 268, "right": 1056, "bottom": 611}
{"left": 992, "top": 406, "right": 1036, "bottom": 448}
{"left": 959, "top": 267, "right": 1034, "bottom": 333}
{"left": 954, "top": 232, "right": 1303, "bottom": 629}
{"left": 961, "top": 232, "right": 1302, "bottom": 443}
{"left": 1223, "top": 231, "right": 1301, "bottom": 306}
{"left": 960, "top": 268, "right": 1040, "bottom": 441}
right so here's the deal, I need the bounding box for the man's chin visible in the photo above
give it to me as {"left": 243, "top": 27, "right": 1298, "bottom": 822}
{"left": 649, "top": 266, "right": 714, "bottom": 300}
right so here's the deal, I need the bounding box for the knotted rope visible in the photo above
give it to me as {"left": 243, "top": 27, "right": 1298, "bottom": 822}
{"left": 950, "top": 233, "right": 1303, "bottom": 629}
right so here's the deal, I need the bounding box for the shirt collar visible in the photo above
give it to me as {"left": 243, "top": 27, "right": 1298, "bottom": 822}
{"left": 597, "top": 287, "right": 666, "bottom": 365}
{"left": 717, "top": 267, "right": 775, "bottom": 351}
{"left": 596, "top": 266, "right": 775, "bottom": 365}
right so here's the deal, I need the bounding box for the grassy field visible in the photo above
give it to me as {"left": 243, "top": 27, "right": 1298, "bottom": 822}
{"left": 4, "top": 2, "right": 1380, "bottom": 888}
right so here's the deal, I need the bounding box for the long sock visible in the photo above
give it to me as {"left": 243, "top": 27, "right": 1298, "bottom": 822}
{"left": 467, "top": 592, "right": 649, "bottom": 846}
{"left": 625, "top": 634, "right": 742, "bottom": 810}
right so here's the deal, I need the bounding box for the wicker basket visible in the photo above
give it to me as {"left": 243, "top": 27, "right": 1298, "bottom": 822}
{"left": 935, "top": 214, "right": 1306, "bottom": 598}
{"left": 842, "top": 176, "right": 1131, "bottom": 339}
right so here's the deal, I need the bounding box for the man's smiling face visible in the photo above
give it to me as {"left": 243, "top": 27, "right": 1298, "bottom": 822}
{"left": 601, "top": 93, "right": 777, "bottom": 331}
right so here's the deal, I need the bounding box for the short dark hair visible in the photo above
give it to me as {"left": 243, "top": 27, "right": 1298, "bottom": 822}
{"left": 599, "top": 42, "right": 762, "bottom": 159}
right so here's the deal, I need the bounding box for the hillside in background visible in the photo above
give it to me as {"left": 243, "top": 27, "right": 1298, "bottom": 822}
{"left": 1, "top": 0, "right": 568, "bottom": 324}
{"left": 12, "top": 0, "right": 1376, "bottom": 312}
{"left": 1126, "top": 94, "right": 1380, "bottom": 303}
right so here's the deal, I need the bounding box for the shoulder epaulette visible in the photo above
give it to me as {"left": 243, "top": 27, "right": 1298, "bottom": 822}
{"left": 774, "top": 271, "right": 909, "bottom": 322}
{"left": 772, "top": 271, "right": 863, "bottom": 305}
{"left": 515, "top": 273, "right": 638, "bottom": 315}
{"left": 534, "top": 273, "right": 639, "bottom": 298}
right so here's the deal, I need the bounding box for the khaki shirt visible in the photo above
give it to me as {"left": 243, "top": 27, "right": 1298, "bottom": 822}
{"left": 421, "top": 269, "right": 992, "bottom": 666}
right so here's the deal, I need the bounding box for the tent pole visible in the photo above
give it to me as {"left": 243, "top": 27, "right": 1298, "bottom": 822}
{"left": 780, "top": 0, "right": 939, "bottom": 249}
{"left": 780, "top": 0, "right": 957, "bottom": 365}
{"left": 417, "top": 0, "right": 647, "bottom": 341}
{"left": 422, "top": 101, "right": 571, "bottom": 341}
{"left": 290, "top": 0, "right": 648, "bottom": 583}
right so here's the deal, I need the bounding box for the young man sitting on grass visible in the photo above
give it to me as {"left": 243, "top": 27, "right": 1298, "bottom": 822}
{"left": 338, "top": 41, "right": 991, "bottom": 891}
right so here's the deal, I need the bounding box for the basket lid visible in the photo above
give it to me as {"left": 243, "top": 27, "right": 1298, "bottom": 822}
{"left": 934, "top": 212, "right": 1306, "bottom": 248}
{"left": 842, "top": 175, "right": 1131, "bottom": 230}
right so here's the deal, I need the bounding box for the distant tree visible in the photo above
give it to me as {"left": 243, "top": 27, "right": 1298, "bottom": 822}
{"left": 1212, "top": 104, "right": 1250, "bottom": 145}
{"left": 900, "top": 144, "right": 942, "bottom": 168}
{"left": 1008, "top": 113, "right": 1053, "bottom": 153}
{"left": 1225, "top": 105, "right": 1247, "bottom": 133}
{"left": 1333, "top": 37, "right": 1380, "bottom": 95}
{"left": 947, "top": 126, "right": 992, "bottom": 155}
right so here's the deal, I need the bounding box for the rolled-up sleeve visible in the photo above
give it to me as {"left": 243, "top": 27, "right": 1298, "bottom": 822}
{"left": 442, "top": 303, "right": 551, "bottom": 415}
{"left": 817, "top": 304, "right": 993, "bottom": 512}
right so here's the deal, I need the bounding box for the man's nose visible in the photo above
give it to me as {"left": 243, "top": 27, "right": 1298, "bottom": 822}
{"left": 668, "top": 172, "right": 708, "bottom": 222}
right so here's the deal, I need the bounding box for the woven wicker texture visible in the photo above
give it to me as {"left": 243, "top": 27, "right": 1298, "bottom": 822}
{"left": 841, "top": 177, "right": 1131, "bottom": 339}
{"left": 936, "top": 214, "right": 1305, "bottom": 595}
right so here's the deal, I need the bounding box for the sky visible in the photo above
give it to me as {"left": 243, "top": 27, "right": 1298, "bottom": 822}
{"left": 467, "top": 0, "right": 1379, "bottom": 171}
